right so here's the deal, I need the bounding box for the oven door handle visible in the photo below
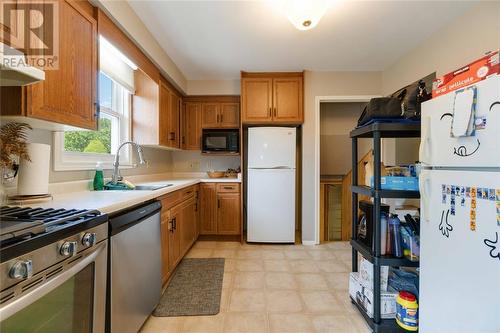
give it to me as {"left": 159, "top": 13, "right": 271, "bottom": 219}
{"left": 0, "top": 241, "right": 107, "bottom": 322}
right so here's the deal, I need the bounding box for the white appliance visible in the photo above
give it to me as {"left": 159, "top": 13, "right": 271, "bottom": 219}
{"left": 1, "top": 43, "right": 45, "bottom": 86}
{"left": 419, "top": 75, "right": 500, "bottom": 333}
{"left": 247, "top": 127, "right": 296, "bottom": 243}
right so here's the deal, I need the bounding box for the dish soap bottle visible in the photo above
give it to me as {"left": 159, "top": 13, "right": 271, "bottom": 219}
{"left": 93, "top": 162, "right": 104, "bottom": 191}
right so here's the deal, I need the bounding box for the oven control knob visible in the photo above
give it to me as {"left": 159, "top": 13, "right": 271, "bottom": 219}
{"left": 9, "top": 260, "right": 33, "bottom": 280}
{"left": 81, "top": 233, "right": 96, "bottom": 247}
{"left": 60, "top": 241, "right": 78, "bottom": 257}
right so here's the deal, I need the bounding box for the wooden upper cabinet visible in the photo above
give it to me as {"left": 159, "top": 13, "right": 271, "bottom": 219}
{"left": 219, "top": 103, "right": 240, "bottom": 128}
{"left": 217, "top": 192, "right": 241, "bottom": 235}
{"left": 183, "top": 102, "right": 202, "bottom": 150}
{"left": 241, "top": 73, "right": 303, "bottom": 124}
{"left": 201, "top": 103, "right": 220, "bottom": 128}
{"left": 168, "top": 90, "right": 181, "bottom": 148}
{"left": 273, "top": 77, "right": 303, "bottom": 123}
{"left": 241, "top": 78, "right": 273, "bottom": 123}
{"left": 199, "top": 183, "right": 217, "bottom": 235}
{"left": 24, "top": 0, "right": 97, "bottom": 129}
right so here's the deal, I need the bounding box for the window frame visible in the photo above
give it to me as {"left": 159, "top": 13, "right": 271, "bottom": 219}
{"left": 53, "top": 74, "right": 133, "bottom": 171}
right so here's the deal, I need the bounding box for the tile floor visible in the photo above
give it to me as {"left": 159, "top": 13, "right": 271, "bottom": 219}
{"left": 140, "top": 241, "right": 371, "bottom": 333}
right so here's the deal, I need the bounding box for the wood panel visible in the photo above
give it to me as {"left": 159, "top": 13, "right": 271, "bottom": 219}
{"left": 158, "top": 80, "right": 171, "bottom": 146}
{"left": 27, "top": 0, "right": 97, "bottom": 130}
{"left": 241, "top": 78, "right": 273, "bottom": 123}
{"left": 183, "top": 102, "right": 202, "bottom": 150}
{"left": 216, "top": 183, "right": 240, "bottom": 193}
{"left": 273, "top": 77, "right": 303, "bottom": 123}
{"left": 200, "top": 183, "right": 217, "bottom": 234}
{"left": 97, "top": 8, "right": 159, "bottom": 82}
{"left": 201, "top": 103, "right": 220, "bottom": 128}
{"left": 217, "top": 193, "right": 241, "bottom": 235}
{"left": 219, "top": 102, "right": 240, "bottom": 128}
{"left": 179, "top": 198, "right": 197, "bottom": 256}
{"left": 132, "top": 70, "right": 160, "bottom": 145}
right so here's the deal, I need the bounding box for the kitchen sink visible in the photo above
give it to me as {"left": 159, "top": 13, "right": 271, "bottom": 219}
{"left": 133, "top": 184, "right": 174, "bottom": 191}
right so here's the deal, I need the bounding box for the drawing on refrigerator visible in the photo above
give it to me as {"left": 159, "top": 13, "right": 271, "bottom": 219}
{"left": 419, "top": 74, "right": 500, "bottom": 332}
{"left": 247, "top": 127, "right": 296, "bottom": 243}
{"left": 484, "top": 232, "right": 500, "bottom": 260}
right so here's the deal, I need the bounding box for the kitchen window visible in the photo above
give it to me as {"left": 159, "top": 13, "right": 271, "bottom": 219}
{"left": 54, "top": 37, "right": 136, "bottom": 171}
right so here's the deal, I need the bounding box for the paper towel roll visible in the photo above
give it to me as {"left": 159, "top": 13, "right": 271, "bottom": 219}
{"left": 17, "top": 143, "right": 51, "bottom": 196}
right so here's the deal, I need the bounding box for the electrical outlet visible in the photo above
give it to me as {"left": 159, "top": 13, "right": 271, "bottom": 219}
{"left": 190, "top": 160, "right": 200, "bottom": 170}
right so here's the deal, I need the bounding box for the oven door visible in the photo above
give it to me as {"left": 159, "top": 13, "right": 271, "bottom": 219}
{"left": 0, "top": 241, "right": 107, "bottom": 333}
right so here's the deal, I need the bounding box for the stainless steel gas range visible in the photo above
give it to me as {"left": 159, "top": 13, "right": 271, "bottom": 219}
{"left": 0, "top": 206, "right": 108, "bottom": 333}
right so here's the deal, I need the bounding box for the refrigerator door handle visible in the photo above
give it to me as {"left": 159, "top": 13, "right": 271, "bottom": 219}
{"left": 419, "top": 116, "right": 432, "bottom": 165}
{"left": 419, "top": 171, "right": 431, "bottom": 223}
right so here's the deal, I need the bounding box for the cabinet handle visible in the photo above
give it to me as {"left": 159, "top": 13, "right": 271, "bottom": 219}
{"left": 269, "top": 107, "right": 272, "bottom": 117}
{"left": 220, "top": 114, "right": 223, "bottom": 123}
{"left": 168, "top": 219, "right": 174, "bottom": 232}
{"left": 169, "top": 132, "right": 176, "bottom": 140}
{"left": 223, "top": 186, "right": 233, "bottom": 190}
{"left": 274, "top": 108, "right": 277, "bottom": 117}
{"left": 217, "top": 114, "right": 220, "bottom": 123}
{"left": 173, "top": 217, "right": 177, "bottom": 230}
{"left": 185, "top": 190, "right": 193, "bottom": 195}
{"left": 94, "top": 101, "right": 100, "bottom": 120}
{"left": 182, "top": 136, "right": 185, "bottom": 144}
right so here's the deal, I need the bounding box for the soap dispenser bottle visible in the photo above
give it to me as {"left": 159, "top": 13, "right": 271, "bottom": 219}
{"left": 93, "top": 162, "right": 104, "bottom": 191}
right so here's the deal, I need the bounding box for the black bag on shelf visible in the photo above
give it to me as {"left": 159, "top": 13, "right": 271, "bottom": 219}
{"left": 357, "top": 80, "right": 432, "bottom": 126}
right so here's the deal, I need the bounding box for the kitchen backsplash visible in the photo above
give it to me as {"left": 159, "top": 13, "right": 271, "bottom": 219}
{"left": 170, "top": 150, "right": 240, "bottom": 172}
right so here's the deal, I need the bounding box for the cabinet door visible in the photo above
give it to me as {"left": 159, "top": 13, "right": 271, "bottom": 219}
{"left": 179, "top": 199, "right": 197, "bottom": 256}
{"left": 159, "top": 81, "right": 171, "bottom": 147}
{"left": 168, "top": 205, "right": 181, "bottom": 272}
{"left": 183, "top": 102, "right": 202, "bottom": 150}
{"left": 217, "top": 193, "right": 241, "bottom": 235}
{"left": 168, "top": 91, "right": 181, "bottom": 148}
{"left": 200, "top": 183, "right": 217, "bottom": 234}
{"left": 272, "top": 77, "right": 303, "bottom": 123}
{"left": 201, "top": 103, "right": 220, "bottom": 128}
{"left": 27, "top": 0, "right": 97, "bottom": 130}
{"left": 241, "top": 78, "right": 273, "bottom": 123}
{"left": 219, "top": 103, "right": 240, "bottom": 128}
{"left": 160, "top": 208, "right": 170, "bottom": 285}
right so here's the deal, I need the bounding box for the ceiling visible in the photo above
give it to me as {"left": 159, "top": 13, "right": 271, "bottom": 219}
{"left": 128, "top": 0, "right": 475, "bottom": 80}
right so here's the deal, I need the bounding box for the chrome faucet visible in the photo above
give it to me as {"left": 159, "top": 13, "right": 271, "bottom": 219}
{"left": 111, "top": 141, "right": 146, "bottom": 184}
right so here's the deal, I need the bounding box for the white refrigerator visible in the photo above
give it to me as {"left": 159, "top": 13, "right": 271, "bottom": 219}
{"left": 419, "top": 75, "right": 500, "bottom": 333}
{"left": 247, "top": 127, "right": 296, "bottom": 243}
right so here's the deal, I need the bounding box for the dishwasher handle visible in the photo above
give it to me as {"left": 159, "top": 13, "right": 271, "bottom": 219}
{"left": 109, "top": 201, "right": 162, "bottom": 236}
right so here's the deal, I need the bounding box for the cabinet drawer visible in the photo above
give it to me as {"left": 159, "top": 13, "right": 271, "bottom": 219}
{"left": 216, "top": 183, "right": 240, "bottom": 193}
{"left": 180, "top": 185, "right": 196, "bottom": 200}
{"left": 160, "top": 191, "right": 181, "bottom": 210}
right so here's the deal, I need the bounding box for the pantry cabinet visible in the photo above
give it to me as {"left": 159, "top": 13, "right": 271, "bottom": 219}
{"left": 200, "top": 182, "right": 241, "bottom": 236}
{"left": 159, "top": 184, "right": 199, "bottom": 285}
{"left": 1, "top": 0, "right": 98, "bottom": 130}
{"left": 241, "top": 72, "right": 303, "bottom": 125}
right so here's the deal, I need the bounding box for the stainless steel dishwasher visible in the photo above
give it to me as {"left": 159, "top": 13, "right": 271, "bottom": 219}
{"left": 107, "top": 200, "right": 162, "bottom": 333}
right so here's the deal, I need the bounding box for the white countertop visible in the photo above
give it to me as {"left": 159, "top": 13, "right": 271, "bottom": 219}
{"left": 7, "top": 173, "right": 241, "bottom": 215}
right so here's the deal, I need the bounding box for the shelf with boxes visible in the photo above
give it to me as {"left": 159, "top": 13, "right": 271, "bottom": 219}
{"left": 350, "top": 122, "right": 421, "bottom": 333}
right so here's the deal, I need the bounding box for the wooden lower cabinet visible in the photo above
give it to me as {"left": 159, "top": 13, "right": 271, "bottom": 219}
{"left": 217, "top": 193, "right": 241, "bottom": 235}
{"left": 200, "top": 182, "right": 241, "bottom": 236}
{"left": 159, "top": 185, "right": 199, "bottom": 285}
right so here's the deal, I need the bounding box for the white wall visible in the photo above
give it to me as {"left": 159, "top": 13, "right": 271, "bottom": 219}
{"left": 320, "top": 102, "right": 371, "bottom": 175}
{"left": 302, "top": 71, "right": 382, "bottom": 243}
{"left": 170, "top": 151, "right": 241, "bottom": 173}
{"left": 25, "top": 129, "right": 173, "bottom": 183}
{"left": 187, "top": 80, "right": 240, "bottom": 95}
{"left": 382, "top": 1, "right": 500, "bottom": 94}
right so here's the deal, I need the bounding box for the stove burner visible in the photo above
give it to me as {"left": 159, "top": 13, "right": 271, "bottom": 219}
{"left": 0, "top": 206, "right": 102, "bottom": 243}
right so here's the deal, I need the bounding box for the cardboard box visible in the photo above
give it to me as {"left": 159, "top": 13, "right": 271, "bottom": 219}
{"left": 432, "top": 50, "right": 499, "bottom": 98}
{"left": 349, "top": 272, "right": 398, "bottom": 319}
{"left": 359, "top": 257, "right": 389, "bottom": 291}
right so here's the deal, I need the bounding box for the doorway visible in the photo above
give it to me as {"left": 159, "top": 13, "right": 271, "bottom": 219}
{"left": 318, "top": 101, "right": 371, "bottom": 243}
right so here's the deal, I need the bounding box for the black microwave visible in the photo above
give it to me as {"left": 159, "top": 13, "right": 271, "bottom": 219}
{"left": 202, "top": 129, "right": 239, "bottom": 154}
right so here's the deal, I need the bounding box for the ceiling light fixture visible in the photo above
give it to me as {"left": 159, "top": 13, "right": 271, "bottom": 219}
{"left": 285, "top": 0, "right": 329, "bottom": 31}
